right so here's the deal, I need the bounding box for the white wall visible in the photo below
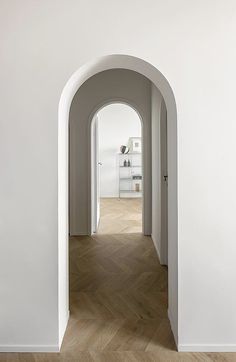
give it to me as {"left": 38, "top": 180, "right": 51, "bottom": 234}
{"left": 1, "top": 0, "right": 236, "bottom": 352}
{"left": 97, "top": 104, "right": 141, "bottom": 198}
{"left": 69, "top": 69, "right": 151, "bottom": 236}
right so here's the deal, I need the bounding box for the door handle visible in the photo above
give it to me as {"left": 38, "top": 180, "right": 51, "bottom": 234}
{"left": 163, "top": 175, "right": 168, "bottom": 182}
{"left": 98, "top": 162, "right": 102, "bottom": 166}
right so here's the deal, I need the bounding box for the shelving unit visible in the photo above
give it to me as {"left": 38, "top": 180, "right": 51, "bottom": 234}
{"left": 118, "top": 152, "right": 142, "bottom": 198}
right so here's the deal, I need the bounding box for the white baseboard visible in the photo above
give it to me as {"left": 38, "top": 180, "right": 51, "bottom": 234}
{"left": 0, "top": 311, "right": 70, "bottom": 353}
{"left": 151, "top": 234, "right": 161, "bottom": 262}
{"left": 167, "top": 308, "right": 236, "bottom": 353}
{"left": 178, "top": 344, "right": 236, "bottom": 352}
{"left": 151, "top": 234, "right": 168, "bottom": 266}
{"left": 168, "top": 308, "right": 178, "bottom": 348}
{"left": 59, "top": 310, "right": 70, "bottom": 349}
{"left": 0, "top": 345, "right": 59, "bottom": 352}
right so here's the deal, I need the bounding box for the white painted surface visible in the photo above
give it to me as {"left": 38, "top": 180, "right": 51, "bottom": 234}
{"left": 0, "top": 345, "right": 60, "bottom": 353}
{"left": 151, "top": 85, "right": 163, "bottom": 260}
{"left": 69, "top": 69, "right": 152, "bottom": 236}
{"left": 97, "top": 103, "right": 141, "bottom": 198}
{"left": 178, "top": 344, "right": 236, "bottom": 352}
{"left": 151, "top": 84, "right": 168, "bottom": 265}
{"left": 91, "top": 116, "right": 100, "bottom": 233}
{"left": 0, "top": 0, "right": 235, "bottom": 352}
{"left": 95, "top": 120, "right": 101, "bottom": 230}
{"left": 160, "top": 100, "right": 168, "bottom": 265}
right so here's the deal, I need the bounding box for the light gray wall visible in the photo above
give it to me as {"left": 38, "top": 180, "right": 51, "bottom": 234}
{"left": 69, "top": 69, "right": 152, "bottom": 235}
{"left": 1, "top": 0, "right": 236, "bottom": 352}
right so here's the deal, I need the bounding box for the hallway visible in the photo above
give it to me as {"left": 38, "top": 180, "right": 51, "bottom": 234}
{"left": 65, "top": 235, "right": 174, "bottom": 359}
{"left": 61, "top": 197, "right": 176, "bottom": 359}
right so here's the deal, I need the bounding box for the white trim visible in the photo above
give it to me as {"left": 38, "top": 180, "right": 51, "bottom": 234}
{"left": 178, "top": 344, "right": 236, "bottom": 352}
{"left": 151, "top": 233, "right": 161, "bottom": 262}
{"left": 151, "top": 233, "right": 168, "bottom": 266}
{"left": 168, "top": 308, "right": 178, "bottom": 348}
{"left": 59, "top": 310, "right": 70, "bottom": 349}
{"left": 0, "top": 345, "right": 59, "bottom": 353}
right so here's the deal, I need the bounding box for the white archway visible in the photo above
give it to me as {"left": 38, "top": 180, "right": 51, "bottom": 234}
{"left": 58, "top": 54, "right": 178, "bottom": 346}
{"left": 89, "top": 100, "right": 144, "bottom": 235}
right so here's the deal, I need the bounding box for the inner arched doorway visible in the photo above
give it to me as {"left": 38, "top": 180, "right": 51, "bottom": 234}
{"left": 90, "top": 102, "right": 143, "bottom": 235}
{"left": 58, "top": 55, "right": 178, "bottom": 347}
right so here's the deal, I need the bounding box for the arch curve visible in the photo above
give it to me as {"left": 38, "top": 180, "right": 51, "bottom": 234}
{"left": 58, "top": 54, "right": 178, "bottom": 346}
{"left": 88, "top": 97, "right": 145, "bottom": 128}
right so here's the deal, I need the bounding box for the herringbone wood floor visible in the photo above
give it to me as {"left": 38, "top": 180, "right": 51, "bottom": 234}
{"left": 1, "top": 199, "right": 236, "bottom": 361}
{"left": 98, "top": 198, "right": 142, "bottom": 234}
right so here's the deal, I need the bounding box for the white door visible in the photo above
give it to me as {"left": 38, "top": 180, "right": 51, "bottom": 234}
{"left": 96, "top": 120, "right": 101, "bottom": 229}
{"left": 91, "top": 116, "right": 101, "bottom": 233}
{"left": 161, "top": 101, "right": 168, "bottom": 265}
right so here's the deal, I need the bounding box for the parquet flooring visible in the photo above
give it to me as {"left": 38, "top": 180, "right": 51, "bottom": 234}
{"left": 98, "top": 198, "right": 142, "bottom": 234}
{"left": 66, "top": 232, "right": 173, "bottom": 356}
{"left": 1, "top": 199, "right": 236, "bottom": 361}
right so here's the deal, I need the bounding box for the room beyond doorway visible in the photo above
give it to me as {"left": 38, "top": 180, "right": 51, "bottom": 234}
{"left": 92, "top": 103, "right": 143, "bottom": 235}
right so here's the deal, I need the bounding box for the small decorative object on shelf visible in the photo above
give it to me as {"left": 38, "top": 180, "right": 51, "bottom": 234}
{"left": 127, "top": 159, "right": 131, "bottom": 167}
{"left": 132, "top": 175, "right": 142, "bottom": 180}
{"left": 123, "top": 159, "right": 127, "bottom": 167}
{"left": 120, "top": 145, "right": 129, "bottom": 154}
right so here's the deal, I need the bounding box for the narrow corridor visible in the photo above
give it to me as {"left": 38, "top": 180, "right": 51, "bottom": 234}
{"left": 61, "top": 199, "right": 175, "bottom": 360}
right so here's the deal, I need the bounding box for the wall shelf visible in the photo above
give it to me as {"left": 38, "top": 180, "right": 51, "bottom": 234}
{"left": 118, "top": 152, "right": 142, "bottom": 198}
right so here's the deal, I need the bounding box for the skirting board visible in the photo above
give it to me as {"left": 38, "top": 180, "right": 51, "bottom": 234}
{"left": 151, "top": 234, "right": 168, "bottom": 266}
{"left": 59, "top": 310, "right": 70, "bottom": 349}
{"left": 168, "top": 308, "right": 178, "bottom": 349}
{"left": 0, "top": 345, "right": 59, "bottom": 352}
{"left": 151, "top": 234, "right": 161, "bottom": 263}
{"left": 167, "top": 309, "right": 236, "bottom": 353}
{"left": 178, "top": 344, "right": 236, "bottom": 352}
{"left": 0, "top": 311, "right": 70, "bottom": 353}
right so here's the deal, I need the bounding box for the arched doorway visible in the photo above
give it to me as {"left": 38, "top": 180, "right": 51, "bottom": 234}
{"left": 58, "top": 55, "right": 178, "bottom": 346}
{"left": 90, "top": 102, "right": 143, "bottom": 235}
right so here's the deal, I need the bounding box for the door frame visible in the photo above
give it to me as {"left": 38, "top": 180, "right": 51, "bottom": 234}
{"left": 89, "top": 99, "right": 148, "bottom": 236}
